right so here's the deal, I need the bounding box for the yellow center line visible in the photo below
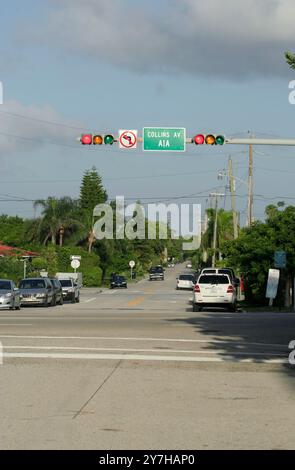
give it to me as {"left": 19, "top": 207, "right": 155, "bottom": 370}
{"left": 127, "top": 296, "right": 145, "bottom": 308}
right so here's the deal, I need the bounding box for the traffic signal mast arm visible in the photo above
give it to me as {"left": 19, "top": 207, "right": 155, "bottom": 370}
{"left": 78, "top": 134, "right": 295, "bottom": 146}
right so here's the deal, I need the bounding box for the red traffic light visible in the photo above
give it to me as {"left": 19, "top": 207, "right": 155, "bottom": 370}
{"left": 194, "top": 134, "right": 205, "bottom": 145}
{"left": 81, "top": 134, "right": 92, "bottom": 145}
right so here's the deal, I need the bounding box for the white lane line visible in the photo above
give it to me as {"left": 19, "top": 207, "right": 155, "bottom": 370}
{"left": 2, "top": 352, "right": 288, "bottom": 364}
{"left": 107, "top": 290, "right": 118, "bottom": 295}
{"left": 0, "top": 324, "right": 32, "bottom": 326}
{"left": 0, "top": 335, "right": 288, "bottom": 348}
{"left": 84, "top": 298, "right": 96, "bottom": 303}
{"left": 3, "top": 345, "right": 287, "bottom": 357}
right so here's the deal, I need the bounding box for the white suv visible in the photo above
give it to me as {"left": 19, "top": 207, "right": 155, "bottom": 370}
{"left": 193, "top": 273, "right": 237, "bottom": 312}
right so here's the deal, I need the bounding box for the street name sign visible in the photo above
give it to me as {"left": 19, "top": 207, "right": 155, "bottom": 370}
{"left": 143, "top": 127, "right": 186, "bottom": 152}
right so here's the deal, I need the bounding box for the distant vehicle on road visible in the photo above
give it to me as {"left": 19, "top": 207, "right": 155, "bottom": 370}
{"left": 186, "top": 262, "right": 192, "bottom": 269}
{"left": 193, "top": 273, "right": 237, "bottom": 312}
{"left": 49, "top": 278, "right": 63, "bottom": 305}
{"left": 110, "top": 275, "right": 127, "bottom": 289}
{"left": 0, "top": 279, "right": 21, "bottom": 310}
{"left": 59, "top": 278, "right": 80, "bottom": 303}
{"left": 176, "top": 273, "right": 196, "bottom": 290}
{"left": 19, "top": 277, "right": 54, "bottom": 307}
{"left": 149, "top": 266, "right": 164, "bottom": 281}
{"left": 56, "top": 272, "right": 83, "bottom": 288}
{"left": 199, "top": 267, "right": 240, "bottom": 287}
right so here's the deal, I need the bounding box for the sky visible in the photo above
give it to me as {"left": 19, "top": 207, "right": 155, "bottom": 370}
{"left": 1, "top": 0, "right": 295, "bottom": 227}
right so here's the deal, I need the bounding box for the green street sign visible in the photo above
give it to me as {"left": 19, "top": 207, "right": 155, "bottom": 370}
{"left": 143, "top": 127, "right": 186, "bottom": 152}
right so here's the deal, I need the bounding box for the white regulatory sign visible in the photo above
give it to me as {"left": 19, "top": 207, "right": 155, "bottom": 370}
{"left": 119, "top": 130, "right": 138, "bottom": 149}
{"left": 129, "top": 260, "right": 135, "bottom": 268}
{"left": 71, "top": 259, "right": 80, "bottom": 270}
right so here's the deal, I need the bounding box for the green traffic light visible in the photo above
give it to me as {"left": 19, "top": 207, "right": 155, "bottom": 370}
{"left": 104, "top": 134, "right": 114, "bottom": 145}
{"left": 215, "top": 135, "right": 225, "bottom": 145}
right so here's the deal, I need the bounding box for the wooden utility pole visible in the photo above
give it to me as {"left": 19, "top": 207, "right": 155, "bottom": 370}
{"left": 210, "top": 193, "right": 225, "bottom": 268}
{"left": 228, "top": 157, "right": 238, "bottom": 239}
{"left": 247, "top": 144, "right": 254, "bottom": 226}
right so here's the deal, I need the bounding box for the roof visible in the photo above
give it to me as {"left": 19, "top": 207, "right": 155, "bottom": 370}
{"left": 0, "top": 242, "right": 39, "bottom": 258}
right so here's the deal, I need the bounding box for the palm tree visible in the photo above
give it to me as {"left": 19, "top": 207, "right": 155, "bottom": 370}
{"left": 33, "top": 197, "right": 82, "bottom": 246}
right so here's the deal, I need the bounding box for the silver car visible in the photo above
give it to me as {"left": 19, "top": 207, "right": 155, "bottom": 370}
{"left": 0, "top": 279, "right": 21, "bottom": 310}
{"left": 19, "top": 277, "right": 54, "bottom": 307}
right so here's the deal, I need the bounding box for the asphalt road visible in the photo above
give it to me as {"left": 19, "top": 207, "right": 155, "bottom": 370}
{"left": 0, "top": 264, "right": 295, "bottom": 449}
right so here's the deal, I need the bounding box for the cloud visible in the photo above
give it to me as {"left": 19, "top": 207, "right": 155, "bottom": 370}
{"left": 0, "top": 100, "right": 82, "bottom": 155}
{"left": 31, "top": 0, "right": 295, "bottom": 79}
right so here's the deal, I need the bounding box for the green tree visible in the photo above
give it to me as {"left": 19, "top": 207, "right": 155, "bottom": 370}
{"left": 285, "top": 51, "right": 295, "bottom": 70}
{"left": 32, "top": 197, "right": 81, "bottom": 246}
{"left": 79, "top": 167, "right": 108, "bottom": 252}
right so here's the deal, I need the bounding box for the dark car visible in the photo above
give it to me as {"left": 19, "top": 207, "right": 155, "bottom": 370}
{"left": 110, "top": 275, "right": 127, "bottom": 289}
{"left": 149, "top": 266, "right": 164, "bottom": 281}
{"left": 49, "top": 278, "right": 63, "bottom": 306}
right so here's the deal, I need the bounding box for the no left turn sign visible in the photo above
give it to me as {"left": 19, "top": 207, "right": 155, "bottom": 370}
{"left": 119, "top": 130, "right": 138, "bottom": 149}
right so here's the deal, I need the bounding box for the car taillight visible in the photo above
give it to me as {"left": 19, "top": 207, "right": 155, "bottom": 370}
{"left": 194, "top": 285, "right": 200, "bottom": 293}
{"left": 227, "top": 285, "right": 234, "bottom": 293}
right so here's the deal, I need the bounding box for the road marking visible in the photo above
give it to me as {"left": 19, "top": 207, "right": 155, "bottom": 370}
{"left": 0, "top": 335, "right": 288, "bottom": 348}
{"left": 1, "top": 352, "right": 288, "bottom": 364}
{"left": 0, "top": 324, "right": 32, "bottom": 326}
{"left": 108, "top": 290, "right": 118, "bottom": 295}
{"left": 127, "top": 296, "right": 145, "bottom": 308}
{"left": 84, "top": 298, "right": 96, "bottom": 303}
{"left": 2, "top": 345, "right": 287, "bottom": 357}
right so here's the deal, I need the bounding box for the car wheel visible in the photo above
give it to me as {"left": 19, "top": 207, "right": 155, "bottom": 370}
{"left": 71, "top": 295, "right": 76, "bottom": 303}
{"left": 51, "top": 296, "right": 56, "bottom": 307}
{"left": 76, "top": 295, "right": 80, "bottom": 303}
{"left": 193, "top": 304, "right": 201, "bottom": 312}
{"left": 59, "top": 296, "right": 64, "bottom": 305}
{"left": 229, "top": 303, "right": 237, "bottom": 312}
{"left": 44, "top": 297, "right": 49, "bottom": 307}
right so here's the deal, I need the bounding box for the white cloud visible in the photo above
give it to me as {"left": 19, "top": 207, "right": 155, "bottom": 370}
{"left": 0, "top": 100, "right": 81, "bottom": 155}
{"left": 34, "top": 0, "right": 295, "bottom": 79}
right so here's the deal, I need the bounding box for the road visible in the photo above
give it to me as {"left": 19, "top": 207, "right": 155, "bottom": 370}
{"left": 0, "top": 264, "right": 295, "bottom": 450}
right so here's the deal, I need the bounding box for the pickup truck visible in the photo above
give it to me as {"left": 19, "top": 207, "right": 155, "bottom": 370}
{"left": 59, "top": 278, "right": 80, "bottom": 303}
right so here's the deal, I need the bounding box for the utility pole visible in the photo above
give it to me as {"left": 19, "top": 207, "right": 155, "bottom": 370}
{"left": 228, "top": 156, "right": 238, "bottom": 239}
{"left": 247, "top": 143, "right": 254, "bottom": 227}
{"left": 210, "top": 193, "right": 225, "bottom": 268}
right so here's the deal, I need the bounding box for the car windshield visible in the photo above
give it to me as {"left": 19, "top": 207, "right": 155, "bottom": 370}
{"left": 19, "top": 279, "right": 46, "bottom": 289}
{"left": 59, "top": 280, "right": 72, "bottom": 287}
{"left": 150, "top": 267, "right": 163, "bottom": 273}
{"left": 218, "top": 269, "right": 233, "bottom": 277}
{"left": 115, "top": 276, "right": 125, "bottom": 282}
{"left": 199, "top": 275, "right": 229, "bottom": 284}
{"left": 179, "top": 275, "right": 195, "bottom": 281}
{"left": 0, "top": 281, "right": 11, "bottom": 290}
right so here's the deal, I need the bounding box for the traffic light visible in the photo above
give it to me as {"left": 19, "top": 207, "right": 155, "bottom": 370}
{"left": 80, "top": 134, "right": 92, "bottom": 145}
{"left": 193, "top": 134, "right": 225, "bottom": 145}
{"left": 93, "top": 134, "right": 103, "bottom": 145}
{"left": 104, "top": 134, "right": 114, "bottom": 145}
{"left": 80, "top": 134, "right": 115, "bottom": 145}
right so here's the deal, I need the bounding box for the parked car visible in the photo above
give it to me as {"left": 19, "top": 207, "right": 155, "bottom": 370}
{"left": 199, "top": 267, "right": 240, "bottom": 287}
{"left": 19, "top": 277, "right": 54, "bottom": 307}
{"left": 49, "top": 278, "right": 63, "bottom": 305}
{"left": 0, "top": 279, "right": 21, "bottom": 310}
{"left": 149, "top": 266, "right": 164, "bottom": 281}
{"left": 59, "top": 278, "right": 80, "bottom": 303}
{"left": 176, "top": 273, "right": 196, "bottom": 290}
{"left": 110, "top": 275, "right": 127, "bottom": 289}
{"left": 192, "top": 273, "right": 237, "bottom": 312}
